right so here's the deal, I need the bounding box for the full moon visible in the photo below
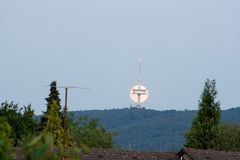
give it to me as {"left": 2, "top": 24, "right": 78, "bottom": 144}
{"left": 130, "top": 84, "right": 149, "bottom": 104}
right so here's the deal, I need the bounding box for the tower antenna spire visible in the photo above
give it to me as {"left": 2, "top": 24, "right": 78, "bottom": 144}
{"left": 138, "top": 54, "right": 142, "bottom": 84}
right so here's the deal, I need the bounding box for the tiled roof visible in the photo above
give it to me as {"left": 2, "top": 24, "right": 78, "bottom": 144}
{"left": 15, "top": 148, "right": 178, "bottom": 160}
{"left": 178, "top": 147, "right": 240, "bottom": 160}
{"left": 17, "top": 147, "right": 240, "bottom": 160}
{"left": 81, "top": 148, "right": 178, "bottom": 160}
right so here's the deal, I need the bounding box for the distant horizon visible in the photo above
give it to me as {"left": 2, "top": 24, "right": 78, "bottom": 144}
{"left": 1, "top": 98, "right": 239, "bottom": 115}
{"left": 33, "top": 105, "right": 240, "bottom": 116}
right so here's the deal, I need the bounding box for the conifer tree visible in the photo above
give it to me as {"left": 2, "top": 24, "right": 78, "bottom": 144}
{"left": 185, "top": 79, "right": 221, "bottom": 149}
{"left": 40, "top": 81, "right": 63, "bottom": 130}
{"left": 24, "top": 101, "right": 79, "bottom": 160}
{"left": 44, "top": 100, "right": 64, "bottom": 144}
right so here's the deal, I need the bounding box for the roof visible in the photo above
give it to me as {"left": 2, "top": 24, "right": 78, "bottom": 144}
{"left": 81, "top": 148, "right": 178, "bottom": 160}
{"left": 178, "top": 147, "right": 240, "bottom": 160}
{"left": 17, "top": 147, "right": 240, "bottom": 160}
{"left": 15, "top": 148, "right": 178, "bottom": 160}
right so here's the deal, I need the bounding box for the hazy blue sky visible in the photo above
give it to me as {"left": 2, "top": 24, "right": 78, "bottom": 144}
{"left": 1, "top": 0, "right": 240, "bottom": 115}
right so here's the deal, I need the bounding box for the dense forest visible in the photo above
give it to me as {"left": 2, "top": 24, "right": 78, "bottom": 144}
{"left": 70, "top": 107, "right": 240, "bottom": 152}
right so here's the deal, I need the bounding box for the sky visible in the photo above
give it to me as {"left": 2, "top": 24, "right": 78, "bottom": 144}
{"left": 1, "top": 0, "right": 240, "bottom": 115}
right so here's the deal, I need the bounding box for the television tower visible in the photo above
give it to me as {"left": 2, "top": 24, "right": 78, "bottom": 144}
{"left": 130, "top": 56, "right": 149, "bottom": 107}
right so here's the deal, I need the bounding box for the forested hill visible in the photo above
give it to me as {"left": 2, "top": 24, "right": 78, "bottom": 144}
{"left": 70, "top": 107, "right": 240, "bottom": 152}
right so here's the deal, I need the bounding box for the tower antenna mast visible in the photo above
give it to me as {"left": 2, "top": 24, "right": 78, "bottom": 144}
{"left": 138, "top": 55, "right": 142, "bottom": 84}
{"left": 130, "top": 55, "right": 149, "bottom": 107}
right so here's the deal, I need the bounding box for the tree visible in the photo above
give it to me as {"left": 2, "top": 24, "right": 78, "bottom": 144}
{"left": 185, "top": 79, "right": 221, "bottom": 149}
{"left": 0, "top": 101, "right": 38, "bottom": 146}
{"left": 20, "top": 105, "right": 39, "bottom": 145}
{"left": 214, "top": 123, "right": 240, "bottom": 151}
{"left": 24, "top": 103, "right": 86, "bottom": 160}
{"left": 40, "top": 81, "right": 63, "bottom": 130}
{"left": 68, "top": 115, "right": 115, "bottom": 148}
{"left": 0, "top": 117, "right": 13, "bottom": 160}
{"left": 44, "top": 100, "right": 64, "bottom": 145}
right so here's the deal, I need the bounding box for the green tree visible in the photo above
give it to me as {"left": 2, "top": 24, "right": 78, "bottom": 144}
{"left": 185, "top": 79, "right": 221, "bottom": 149}
{"left": 24, "top": 102, "right": 88, "bottom": 160}
{"left": 0, "top": 117, "right": 14, "bottom": 160}
{"left": 40, "top": 81, "right": 63, "bottom": 130}
{"left": 44, "top": 100, "right": 64, "bottom": 145}
{"left": 0, "top": 101, "right": 38, "bottom": 146}
{"left": 21, "top": 105, "right": 39, "bottom": 145}
{"left": 68, "top": 115, "right": 115, "bottom": 148}
{"left": 214, "top": 123, "right": 240, "bottom": 151}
